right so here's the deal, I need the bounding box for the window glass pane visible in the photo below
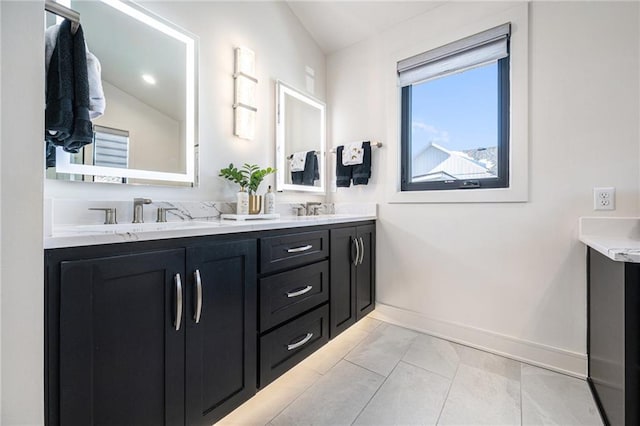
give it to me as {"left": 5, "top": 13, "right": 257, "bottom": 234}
{"left": 409, "top": 62, "right": 498, "bottom": 183}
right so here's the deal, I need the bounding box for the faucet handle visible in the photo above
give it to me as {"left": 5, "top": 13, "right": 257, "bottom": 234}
{"left": 134, "top": 197, "right": 152, "bottom": 204}
{"left": 156, "top": 207, "right": 179, "bottom": 223}
{"left": 89, "top": 208, "right": 117, "bottom": 224}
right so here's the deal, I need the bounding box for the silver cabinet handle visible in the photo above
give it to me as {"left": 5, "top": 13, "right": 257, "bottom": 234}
{"left": 174, "top": 273, "right": 183, "bottom": 331}
{"left": 287, "top": 244, "right": 313, "bottom": 253}
{"left": 286, "top": 285, "right": 313, "bottom": 298}
{"left": 193, "top": 269, "right": 203, "bottom": 324}
{"left": 358, "top": 237, "right": 365, "bottom": 265}
{"left": 353, "top": 237, "right": 360, "bottom": 266}
{"left": 287, "top": 333, "right": 314, "bottom": 351}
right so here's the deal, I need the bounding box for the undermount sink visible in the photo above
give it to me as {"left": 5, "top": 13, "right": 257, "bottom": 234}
{"left": 53, "top": 221, "right": 221, "bottom": 236}
{"left": 290, "top": 214, "right": 353, "bottom": 220}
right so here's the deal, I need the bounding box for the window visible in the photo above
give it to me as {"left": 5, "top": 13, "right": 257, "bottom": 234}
{"left": 399, "top": 24, "right": 510, "bottom": 191}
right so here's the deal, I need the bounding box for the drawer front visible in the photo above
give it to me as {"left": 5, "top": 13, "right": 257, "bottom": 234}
{"left": 259, "top": 304, "right": 329, "bottom": 388}
{"left": 260, "top": 230, "right": 328, "bottom": 274}
{"left": 260, "top": 260, "right": 329, "bottom": 332}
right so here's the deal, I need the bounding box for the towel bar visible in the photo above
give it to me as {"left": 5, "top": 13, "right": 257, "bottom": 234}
{"left": 45, "top": 0, "right": 80, "bottom": 35}
{"left": 330, "top": 141, "right": 383, "bottom": 153}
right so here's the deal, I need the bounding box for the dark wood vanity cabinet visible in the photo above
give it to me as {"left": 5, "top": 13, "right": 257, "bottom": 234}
{"left": 46, "top": 238, "right": 257, "bottom": 426}
{"left": 185, "top": 240, "right": 257, "bottom": 426}
{"left": 330, "top": 224, "right": 376, "bottom": 337}
{"left": 53, "top": 249, "right": 187, "bottom": 426}
{"left": 588, "top": 248, "right": 640, "bottom": 426}
{"left": 257, "top": 230, "right": 331, "bottom": 388}
{"left": 45, "top": 220, "right": 375, "bottom": 425}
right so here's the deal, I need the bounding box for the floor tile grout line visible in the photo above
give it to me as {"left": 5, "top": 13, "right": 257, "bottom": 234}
{"left": 262, "top": 368, "right": 325, "bottom": 425}
{"left": 349, "top": 360, "right": 401, "bottom": 425}
{"left": 400, "top": 357, "right": 455, "bottom": 382}
{"left": 520, "top": 362, "right": 524, "bottom": 426}
{"left": 435, "top": 356, "right": 461, "bottom": 425}
{"left": 342, "top": 358, "right": 388, "bottom": 379}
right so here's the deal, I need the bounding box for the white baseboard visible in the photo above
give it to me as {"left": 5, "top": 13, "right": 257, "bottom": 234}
{"left": 369, "top": 303, "right": 587, "bottom": 379}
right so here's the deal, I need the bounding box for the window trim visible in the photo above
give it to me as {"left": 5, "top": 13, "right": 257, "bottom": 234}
{"left": 400, "top": 56, "right": 510, "bottom": 192}
{"left": 385, "top": 3, "right": 529, "bottom": 204}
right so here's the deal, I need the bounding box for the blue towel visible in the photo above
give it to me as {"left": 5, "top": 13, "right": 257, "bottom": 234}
{"left": 291, "top": 151, "right": 319, "bottom": 186}
{"left": 336, "top": 145, "right": 352, "bottom": 187}
{"left": 352, "top": 141, "right": 371, "bottom": 185}
{"left": 45, "top": 20, "right": 93, "bottom": 167}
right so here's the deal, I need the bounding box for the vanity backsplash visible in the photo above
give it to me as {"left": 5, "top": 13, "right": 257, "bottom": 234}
{"left": 45, "top": 199, "right": 374, "bottom": 235}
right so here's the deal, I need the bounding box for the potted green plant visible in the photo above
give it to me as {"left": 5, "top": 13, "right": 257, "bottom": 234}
{"left": 219, "top": 163, "right": 276, "bottom": 214}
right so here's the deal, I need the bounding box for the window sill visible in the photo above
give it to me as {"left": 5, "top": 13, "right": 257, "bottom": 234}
{"left": 387, "top": 184, "right": 528, "bottom": 204}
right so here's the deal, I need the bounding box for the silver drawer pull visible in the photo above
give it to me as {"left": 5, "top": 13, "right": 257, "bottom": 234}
{"left": 286, "top": 285, "right": 313, "bottom": 298}
{"left": 358, "top": 236, "right": 365, "bottom": 265}
{"left": 287, "top": 332, "right": 314, "bottom": 351}
{"left": 287, "top": 244, "right": 313, "bottom": 253}
{"left": 174, "top": 273, "right": 183, "bottom": 331}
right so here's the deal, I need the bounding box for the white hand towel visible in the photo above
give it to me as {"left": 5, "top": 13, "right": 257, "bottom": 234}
{"left": 342, "top": 142, "right": 364, "bottom": 166}
{"left": 289, "top": 151, "right": 307, "bottom": 172}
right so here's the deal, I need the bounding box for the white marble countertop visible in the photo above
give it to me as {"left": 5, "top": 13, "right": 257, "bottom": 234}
{"left": 45, "top": 213, "right": 377, "bottom": 249}
{"left": 579, "top": 217, "right": 640, "bottom": 262}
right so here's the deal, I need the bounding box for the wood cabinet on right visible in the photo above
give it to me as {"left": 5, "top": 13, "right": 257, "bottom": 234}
{"left": 588, "top": 248, "right": 640, "bottom": 426}
{"left": 330, "top": 223, "right": 375, "bottom": 338}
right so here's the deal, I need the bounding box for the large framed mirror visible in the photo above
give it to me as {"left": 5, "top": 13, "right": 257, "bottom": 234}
{"left": 45, "top": 0, "right": 198, "bottom": 186}
{"left": 275, "top": 81, "right": 326, "bottom": 193}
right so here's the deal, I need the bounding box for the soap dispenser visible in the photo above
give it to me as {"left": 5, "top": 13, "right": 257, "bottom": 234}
{"left": 237, "top": 186, "right": 249, "bottom": 215}
{"left": 265, "top": 185, "right": 276, "bottom": 214}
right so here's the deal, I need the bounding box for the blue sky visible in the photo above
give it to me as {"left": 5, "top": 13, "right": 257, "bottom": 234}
{"left": 411, "top": 62, "right": 498, "bottom": 153}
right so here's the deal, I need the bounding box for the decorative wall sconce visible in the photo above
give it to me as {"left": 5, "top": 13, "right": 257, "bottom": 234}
{"left": 234, "top": 47, "right": 257, "bottom": 140}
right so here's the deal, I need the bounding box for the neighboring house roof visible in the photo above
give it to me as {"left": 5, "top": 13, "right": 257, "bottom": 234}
{"left": 462, "top": 146, "right": 498, "bottom": 174}
{"left": 412, "top": 142, "right": 496, "bottom": 182}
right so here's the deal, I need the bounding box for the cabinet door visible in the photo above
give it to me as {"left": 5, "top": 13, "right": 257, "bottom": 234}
{"left": 185, "top": 239, "right": 257, "bottom": 426}
{"left": 58, "top": 249, "right": 185, "bottom": 426}
{"left": 330, "top": 227, "right": 357, "bottom": 337}
{"left": 356, "top": 224, "right": 376, "bottom": 320}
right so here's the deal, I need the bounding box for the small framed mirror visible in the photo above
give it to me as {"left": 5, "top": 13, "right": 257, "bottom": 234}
{"left": 45, "top": 0, "right": 198, "bottom": 186}
{"left": 275, "top": 81, "right": 326, "bottom": 193}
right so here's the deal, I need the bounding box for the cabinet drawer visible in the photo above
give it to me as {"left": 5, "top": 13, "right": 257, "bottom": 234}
{"left": 260, "top": 230, "right": 328, "bottom": 274}
{"left": 260, "top": 260, "right": 329, "bottom": 332}
{"left": 259, "top": 304, "right": 329, "bottom": 388}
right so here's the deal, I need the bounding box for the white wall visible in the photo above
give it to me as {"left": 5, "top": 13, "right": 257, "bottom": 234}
{"left": 0, "top": 1, "right": 3, "bottom": 419}
{"left": 94, "top": 81, "right": 182, "bottom": 173}
{"left": 45, "top": 1, "right": 326, "bottom": 203}
{"left": 1, "top": 1, "right": 45, "bottom": 424}
{"left": 327, "top": 1, "right": 639, "bottom": 375}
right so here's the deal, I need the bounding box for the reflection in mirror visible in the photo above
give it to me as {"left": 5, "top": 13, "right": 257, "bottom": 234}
{"left": 275, "top": 81, "right": 326, "bottom": 193}
{"left": 45, "top": 0, "right": 198, "bottom": 186}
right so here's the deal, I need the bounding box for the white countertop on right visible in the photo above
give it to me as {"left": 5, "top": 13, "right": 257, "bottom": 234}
{"left": 579, "top": 217, "right": 640, "bottom": 262}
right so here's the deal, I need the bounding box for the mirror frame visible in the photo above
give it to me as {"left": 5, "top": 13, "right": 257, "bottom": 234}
{"left": 52, "top": 0, "right": 199, "bottom": 185}
{"left": 275, "top": 80, "right": 326, "bottom": 193}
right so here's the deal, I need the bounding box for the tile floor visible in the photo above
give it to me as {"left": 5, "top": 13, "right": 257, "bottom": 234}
{"left": 217, "top": 317, "right": 603, "bottom": 426}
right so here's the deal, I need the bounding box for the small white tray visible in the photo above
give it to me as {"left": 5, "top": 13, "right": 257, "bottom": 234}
{"left": 221, "top": 213, "right": 280, "bottom": 221}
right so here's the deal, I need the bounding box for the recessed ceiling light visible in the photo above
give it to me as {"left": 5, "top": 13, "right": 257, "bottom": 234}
{"left": 142, "top": 74, "right": 156, "bottom": 85}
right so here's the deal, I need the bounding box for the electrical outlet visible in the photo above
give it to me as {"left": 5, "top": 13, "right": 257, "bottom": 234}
{"left": 594, "top": 187, "right": 615, "bottom": 210}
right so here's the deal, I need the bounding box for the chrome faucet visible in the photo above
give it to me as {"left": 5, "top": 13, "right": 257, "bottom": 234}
{"left": 132, "top": 198, "right": 152, "bottom": 223}
{"left": 306, "top": 202, "right": 322, "bottom": 216}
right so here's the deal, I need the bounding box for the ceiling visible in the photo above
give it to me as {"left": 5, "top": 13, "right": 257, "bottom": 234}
{"left": 286, "top": 1, "right": 445, "bottom": 54}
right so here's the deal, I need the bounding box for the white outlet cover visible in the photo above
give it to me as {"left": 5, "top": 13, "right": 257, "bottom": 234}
{"left": 593, "top": 187, "right": 615, "bottom": 210}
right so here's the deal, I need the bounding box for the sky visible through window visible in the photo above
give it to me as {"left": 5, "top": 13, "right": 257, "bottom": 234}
{"left": 411, "top": 62, "right": 498, "bottom": 156}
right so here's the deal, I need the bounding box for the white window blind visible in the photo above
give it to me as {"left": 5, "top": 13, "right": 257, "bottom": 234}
{"left": 93, "top": 125, "right": 129, "bottom": 169}
{"left": 397, "top": 23, "right": 510, "bottom": 87}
